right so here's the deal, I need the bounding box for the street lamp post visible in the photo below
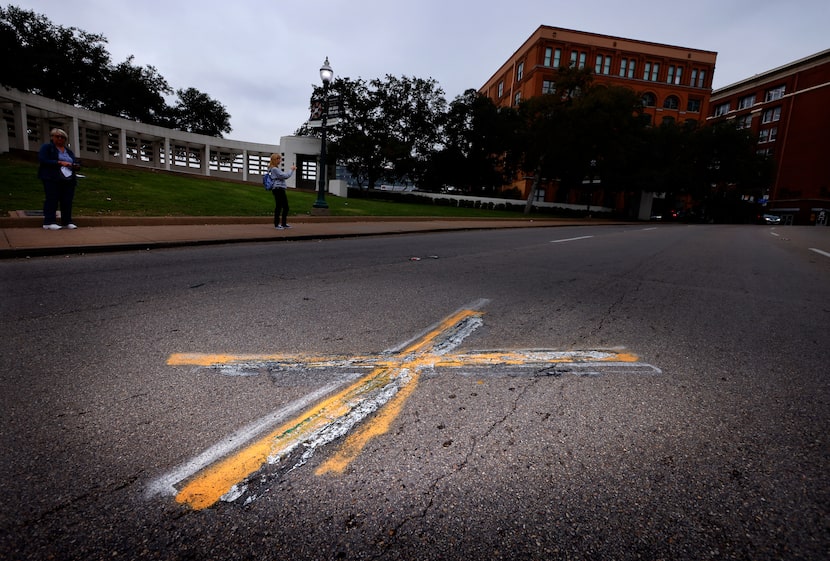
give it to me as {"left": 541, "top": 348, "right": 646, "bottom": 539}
{"left": 587, "top": 159, "right": 597, "bottom": 217}
{"left": 314, "top": 57, "right": 333, "bottom": 210}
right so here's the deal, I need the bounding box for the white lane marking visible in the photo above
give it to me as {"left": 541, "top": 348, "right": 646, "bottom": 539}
{"left": 551, "top": 235, "right": 594, "bottom": 244}
{"left": 146, "top": 380, "right": 347, "bottom": 498}
{"left": 642, "top": 227, "right": 658, "bottom": 231}
{"left": 809, "top": 248, "right": 830, "bottom": 259}
{"left": 771, "top": 231, "right": 781, "bottom": 237}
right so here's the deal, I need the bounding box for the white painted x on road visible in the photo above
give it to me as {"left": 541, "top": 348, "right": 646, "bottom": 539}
{"left": 152, "top": 302, "right": 659, "bottom": 510}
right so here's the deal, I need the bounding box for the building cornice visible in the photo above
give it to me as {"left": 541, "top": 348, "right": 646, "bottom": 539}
{"left": 711, "top": 49, "right": 830, "bottom": 99}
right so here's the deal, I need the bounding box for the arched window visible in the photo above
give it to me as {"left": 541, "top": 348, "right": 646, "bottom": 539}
{"left": 663, "top": 95, "right": 680, "bottom": 110}
{"left": 642, "top": 92, "right": 656, "bottom": 107}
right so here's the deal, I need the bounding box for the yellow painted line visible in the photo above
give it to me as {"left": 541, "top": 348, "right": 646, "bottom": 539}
{"left": 166, "top": 353, "right": 372, "bottom": 368}
{"left": 173, "top": 308, "right": 480, "bottom": 510}
{"left": 432, "top": 350, "right": 638, "bottom": 367}
{"left": 166, "top": 303, "right": 653, "bottom": 510}
{"left": 314, "top": 311, "right": 482, "bottom": 476}
{"left": 167, "top": 350, "right": 638, "bottom": 369}
{"left": 316, "top": 366, "right": 422, "bottom": 476}
{"left": 175, "top": 365, "right": 393, "bottom": 509}
{"left": 317, "top": 351, "right": 638, "bottom": 475}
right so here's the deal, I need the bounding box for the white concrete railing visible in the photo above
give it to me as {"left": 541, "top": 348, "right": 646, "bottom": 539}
{"left": 0, "top": 86, "right": 321, "bottom": 188}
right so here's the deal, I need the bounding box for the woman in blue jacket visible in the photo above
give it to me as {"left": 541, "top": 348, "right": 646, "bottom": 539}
{"left": 268, "top": 153, "right": 296, "bottom": 229}
{"left": 38, "top": 128, "right": 80, "bottom": 230}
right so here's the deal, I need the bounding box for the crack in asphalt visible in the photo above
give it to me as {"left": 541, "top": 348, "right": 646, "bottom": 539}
{"left": 370, "top": 378, "right": 539, "bottom": 556}
{"left": 590, "top": 277, "right": 643, "bottom": 340}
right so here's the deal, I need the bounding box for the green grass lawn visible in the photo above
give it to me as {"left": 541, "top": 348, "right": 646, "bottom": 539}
{"left": 1, "top": 154, "right": 536, "bottom": 219}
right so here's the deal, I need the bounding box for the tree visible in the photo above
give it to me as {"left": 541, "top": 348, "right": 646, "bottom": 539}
{"left": 370, "top": 75, "right": 447, "bottom": 186}
{"left": 425, "top": 89, "right": 516, "bottom": 194}
{"left": 305, "top": 75, "right": 446, "bottom": 190}
{"left": 0, "top": 5, "right": 110, "bottom": 107}
{"left": 510, "top": 67, "right": 594, "bottom": 213}
{"left": 689, "top": 122, "right": 775, "bottom": 222}
{"left": 568, "top": 84, "right": 646, "bottom": 199}
{"left": 97, "top": 56, "right": 172, "bottom": 124}
{"left": 171, "top": 87, "right": 232, "bottom": 137}
{"left": 0, "top": 5, "right": 232, "bottom": 137}
{"left": 507, "top": 68, "right": 653, "bottom": 214}
{"left": 308, "top": 76, "right": 385, "bottom": 189}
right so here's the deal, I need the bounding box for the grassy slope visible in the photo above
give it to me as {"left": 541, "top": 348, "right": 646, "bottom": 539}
{"left": 0, "top": 154, "right": 537, "bottom": 219}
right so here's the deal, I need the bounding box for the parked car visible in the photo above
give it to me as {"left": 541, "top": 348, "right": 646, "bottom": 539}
{"left": 649, "top": 209, "right": 679, "bottom": 221}
{"left": 759, "top": 214, "right": 781, "bottom": 225}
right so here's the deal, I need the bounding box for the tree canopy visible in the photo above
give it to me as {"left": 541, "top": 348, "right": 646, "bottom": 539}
{"left": 297, "top": 65, "right": 772, "bottom": 221}
{"left": 0, "top": 5, "right": 232, "bottom": 137}
{"left": 299, "top": 75, "right": 447, "bottom": 190}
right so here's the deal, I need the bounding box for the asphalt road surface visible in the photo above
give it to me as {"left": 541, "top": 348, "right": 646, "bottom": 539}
{"left": 1, "top": 224, "right": 828, "bottom": 560}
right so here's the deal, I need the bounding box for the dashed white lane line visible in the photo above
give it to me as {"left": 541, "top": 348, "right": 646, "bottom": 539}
{"left": 551, "top": 235, "right": 594, "bottom": 243}
{"left": 809, "top": 248, "right": 830, "bottom": 259}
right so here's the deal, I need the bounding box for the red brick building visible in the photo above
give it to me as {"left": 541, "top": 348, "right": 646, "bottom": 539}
{"left": 481, "top": 26, "right": 717, "bottom": 126}
{"left": 707, "top": 49, "right": 830, "bottom": 225}
{"left": 479, "top": 26, "right": 718, "bottom": 213}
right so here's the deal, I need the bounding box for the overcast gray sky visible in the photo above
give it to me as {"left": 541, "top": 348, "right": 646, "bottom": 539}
{"left": 14, "top": 0, "right": 829, "bottom": 145}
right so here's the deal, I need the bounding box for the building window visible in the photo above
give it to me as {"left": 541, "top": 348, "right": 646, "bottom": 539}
{"left": 667, "top": 66, "right": 682, "bottom": 85}
{"left": 514, "top": 91, "right": 522, "bottom": 105}
{"left": 544, "top": 47, "right": 562, "bottom": 68}
{"left": 542, "top": 80, "right": 556, "bottom": 95}
{"left": 663, "top": 95, "right": 680, "bottom": 110}
{"left": 595, "top": 55, "right": 611, "bottom": 75}
{"left": 516, "top": 62, "right": 524, "bottom": 82}
{"left": 644, "top": 62, "right": 660, "bottom": 82}
{"left": 762, "top": 106, "right": 782, "bottom": 123}
{"left": 714, "top": 102, "right": 730, "bottom": 117}
{"left": 738, "top": 94, "right": 756, "bottom": 109}
{"left": 691, "top": 69, "right": 707, "bottom": 88}
{"left": 687, "top": 98, "right": 702, "bottom": 112}
{"left": 571, "top": 51, "right": 586, "bottom": 69}
{"left": 642, "top": 92, "right": 656, "bottom": 107}
{"left": 737, "top": 114, "right": 753, "bottom": 129}
{"left": 765, "top": 85, "right": 785, "bottom": 102}
{"left": 758, "top": 127, "right": 777, "bottom": 143}
{"left": 620, "top": 58, "right": 637, "bottom": 78}
{"left": 497, "top": 81, "right": 503, "bottom": 98}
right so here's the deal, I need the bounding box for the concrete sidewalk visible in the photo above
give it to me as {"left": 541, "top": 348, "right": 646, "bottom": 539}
{"left": 0, "top": 215, "right": 595, "bottom": 258}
